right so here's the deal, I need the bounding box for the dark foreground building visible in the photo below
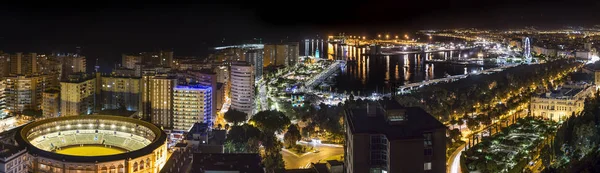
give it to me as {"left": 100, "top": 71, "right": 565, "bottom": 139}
{"left": 344, "top": 101, "right": 446, "bottom": 173}
{"left": 191, "top": 153, "right": 264, "bottom": 173}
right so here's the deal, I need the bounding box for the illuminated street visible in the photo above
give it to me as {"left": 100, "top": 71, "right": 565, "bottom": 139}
{"left": 281, "top": 142, "right": 343, "bottom": 169}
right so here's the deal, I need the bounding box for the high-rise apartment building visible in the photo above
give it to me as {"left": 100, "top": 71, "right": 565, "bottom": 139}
{"left": 263, "top": 43, "right": 299, "bottom": 67}
{"left": 344, "top": 101, "right": 446, "bottom": 173}
{"left": 37, "top": 55, "right": 62, "bottom": 76}
{"left": 0, "top": 79, "right": 6, "bottom": 116}
{"left": 96, "top": 74, "right": 142, "bottom": 112}
{"left": 5, "top": 75, "right": 56, "bottom": 113}
{"left": 42, "top": 89, "right": 60, "bottom": 118}
{"left": 187, "top": 70, "right": 217, "bottom": 119}
{"left": 246, "top": 50, "right": 263, "bottom": 81}
{"left": 122, "top": 50, "right": 174, "bottom": 69}
{"left": 60, "top": 73, "right": 95, "bottom": 116}
{"left": 230, "top": 62, "right": 254, "bottom": 116}
{"left": 287, "top": 42, "right": 299, "bottom": 66}
{"left": 215, "top": 66, "right": 229, "bottom": 84}
{"left": 149, "top": 75, "right": 177, "bottom": 129}
{"left": 8, "top": 53, "right": 37, "bottom": 75}
{"left": 56, "top": 55, "right": 86, "bottom": 80}
{"left": 173, "top": 85, "right": 212, "bottom": 132}
{"left": 0, "top": 53, "right": 9, "bottom": 77}
{"left": 122, "top": 54, "right": 142, "bottom": 69}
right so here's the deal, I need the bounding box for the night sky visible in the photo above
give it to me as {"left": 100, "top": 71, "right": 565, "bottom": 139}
{"left": 0, "top": 1, "right": 598, "bottom": 71}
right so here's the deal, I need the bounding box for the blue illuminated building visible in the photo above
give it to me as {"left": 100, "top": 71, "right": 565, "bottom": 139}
{"left": 173, "top": 84, "right": 213, "bottom": 131}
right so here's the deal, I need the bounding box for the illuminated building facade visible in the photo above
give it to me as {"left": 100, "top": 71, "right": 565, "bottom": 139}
{"left": 122, "top": 51, "right": 174, "bottom": 69}
{"left": 263, "top": 43, "right": 299, "bottom": 67}
{"left": 230, "top": 62, "right": 254, "bottom": 116}
{"left": 42, "top": 89, "right": 60, "bottom": 118}
{"left": 5, "top": 75, "right": 56, "bottom": 113}
{"left": 530, "top": 83, "right": 595, "bottom": 121}
{"left": 173, "top": 85, "right": 212, "bottom": 132}
{"left": 0, "top": 79, "right": 6, "bottom": 116}
{"left": 187, "top": 70, "right": 217, "bottom": 118}
{"left": 96, "top": 74, "right": 142, "bottom": 112}
{"left": 245, "top": 49, "right": 263, "bottom": 81}
{"left": 60, "top": 73, "right": 96, "bottom": 116}
{"left": 8, "top": 53, "right": 37, "bottom": 75}
{"left": 149, "top": 75, "right": 177, "bottom": 129}
{"left": 57, "top": 54, "right": 86, "bottom": 80}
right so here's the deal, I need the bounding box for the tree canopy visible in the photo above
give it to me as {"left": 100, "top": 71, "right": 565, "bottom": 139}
{"left": 224, "top": 109, "right": 248, "bottom": 126}
{"left": 250, "top": 110, "right": 291, "bottom": 134}
{"left": 284, "top": 124, "right": 301, "bottom": 148}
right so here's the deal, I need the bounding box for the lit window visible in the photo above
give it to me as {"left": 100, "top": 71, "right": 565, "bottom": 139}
{"left": 424, "top": 162, "right": 432, "bottom": 170}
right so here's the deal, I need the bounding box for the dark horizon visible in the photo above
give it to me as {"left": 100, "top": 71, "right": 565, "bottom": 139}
{"left": 0, "top": 0, "right": 599, "bottom": 72}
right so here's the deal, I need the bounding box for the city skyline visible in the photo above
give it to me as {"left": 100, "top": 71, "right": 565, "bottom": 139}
{"left": 1, "top": 2, "right": 600, "bottom": 172}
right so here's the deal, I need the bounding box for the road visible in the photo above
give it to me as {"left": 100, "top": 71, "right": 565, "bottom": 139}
{"left": 281, "top": 143, "right": 343, "bottom": 169}
{"left": 448, "top": 143, "right": 465, "bottom": 173}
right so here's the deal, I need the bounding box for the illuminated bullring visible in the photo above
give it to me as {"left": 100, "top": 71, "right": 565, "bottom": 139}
{"left": 15, "top": 115, "right": 167, "bottom": 173}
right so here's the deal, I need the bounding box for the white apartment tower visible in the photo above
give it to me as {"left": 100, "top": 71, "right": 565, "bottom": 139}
{"left": 230, "top": 62, "right": 255, "bottom": 116}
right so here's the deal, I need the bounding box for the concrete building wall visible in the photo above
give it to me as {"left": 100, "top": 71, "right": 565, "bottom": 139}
{"left": 389, "top": 139, "right": 424, "bottom": 173}
{"left": 346, "top": 133, "right": 369, "bottom": 173}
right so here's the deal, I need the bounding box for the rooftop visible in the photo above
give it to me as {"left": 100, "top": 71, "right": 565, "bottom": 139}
{"left": 0, "top": 143, "right": 25, "bottom": 162}
{"left": 62, "top": 73, "right": 94, "bottom": 83}
{"left": 175, "top": 84, "right": 212, "bottom": 90}
{"left": 191, "top": 153, "right": 264, "bottom": 173}
{"left": 345, "top": 100, "right": 446, "bottom": 140}
{"left": 537, "top": 84, "right": 590, "bottom": 99}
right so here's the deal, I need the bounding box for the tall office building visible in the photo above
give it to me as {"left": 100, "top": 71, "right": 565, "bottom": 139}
{"left": 60, "top": 73, "right": 96, "bottom": 116}
{"left": 96, "top": 74, "right": 142, "bottom": 112}
{"left": 263, "top": 43, "right": 299, "bottom": 67}
{"left": 173, "top": 85, "right": 212, "bottom": 132}
{"left": 42, "top": 89, "right": 60, "bottom": 118}
{"left": 246, "top": 50, "right": 263, "bottom": 81}
{"left": 230, "top": 62, "right": 254, "bottom": 116}
{"left": 149, "top": 75, "right": 177, "bottom": 129}
{"left": 344, "top": 101, "right": 446, "bottom": 173}
{"left": 8, "top": 53, "right": 37, "bottom": 75}
{"left": 5, "top": 75, "right": 56, "bottom": 113}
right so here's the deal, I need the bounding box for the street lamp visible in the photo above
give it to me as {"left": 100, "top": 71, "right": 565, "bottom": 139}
{"left": 378, "top": 34, "right": 381, "bottom": 38}
{"left": 385, "top": 35, "right": 389, "bottom": 39}
{"left": 395, "top": 35, "right": 399, "bottom": 39}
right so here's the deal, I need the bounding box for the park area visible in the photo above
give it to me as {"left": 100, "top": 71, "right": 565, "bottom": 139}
{"left": 461, "top": 117, "right": 558, "bottom": 173}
